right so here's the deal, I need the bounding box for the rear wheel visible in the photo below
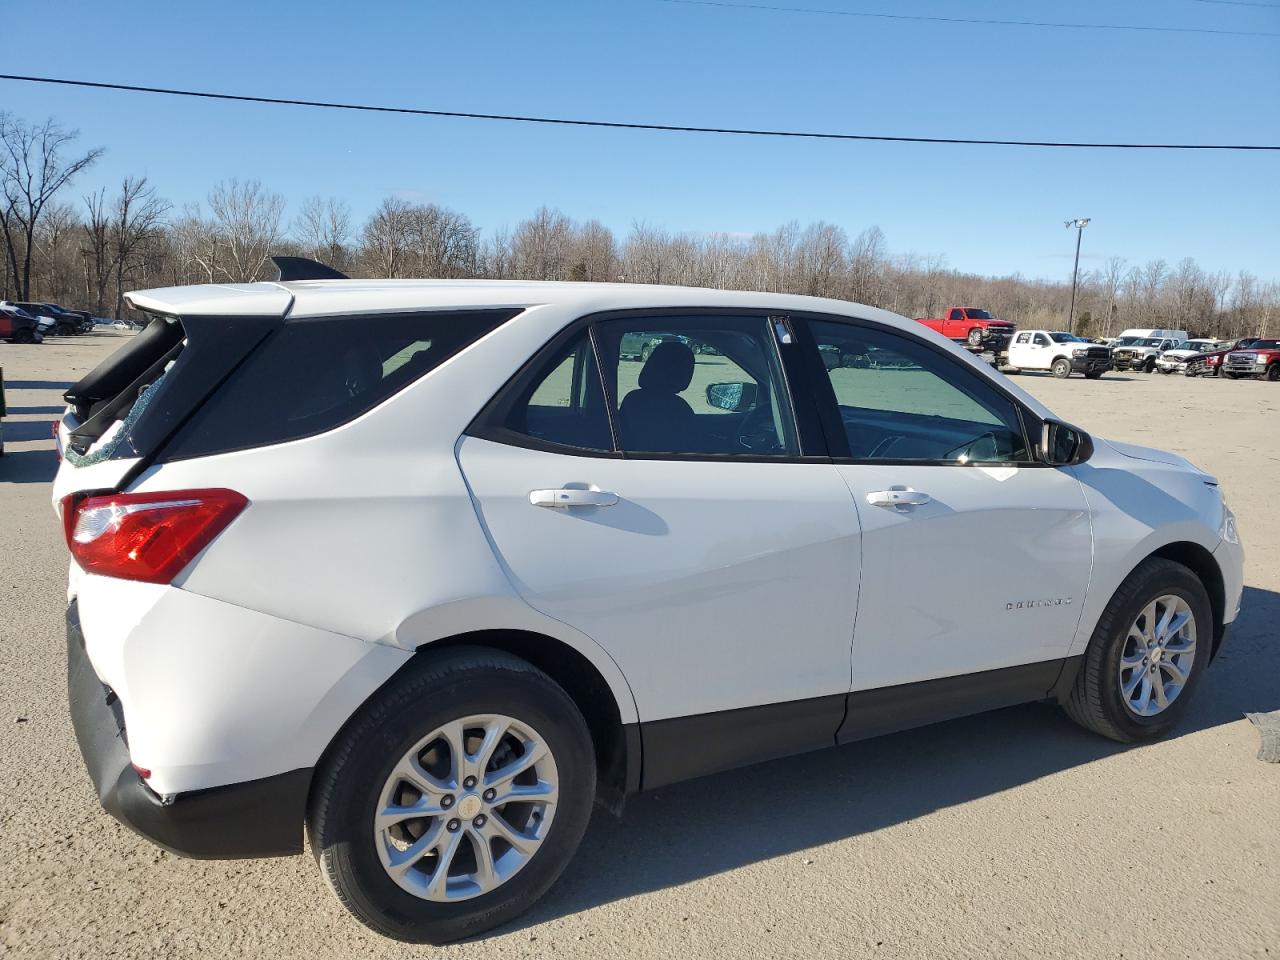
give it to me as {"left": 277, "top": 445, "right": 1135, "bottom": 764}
{"left": 309, "top": 648, "right": 596, "bottom": 944}
{"left": 1051, "top": 358, "right": 1071, "bottom": 379}
{"left": 1063, "top": 558, "right": 1211, "bottom": 742}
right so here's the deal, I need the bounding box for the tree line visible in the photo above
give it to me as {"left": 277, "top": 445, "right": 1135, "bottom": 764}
{"left": 3, "top": 112, "right": 1277, "bottom": 339}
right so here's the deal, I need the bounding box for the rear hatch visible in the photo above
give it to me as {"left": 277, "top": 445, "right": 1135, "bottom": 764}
{"left": 53, "top": 288, "right": 289, "bottom": 504}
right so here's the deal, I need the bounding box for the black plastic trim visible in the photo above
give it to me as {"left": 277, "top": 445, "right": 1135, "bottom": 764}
{"left": 640, "top": 693, "right": 847, "bottom": 790}
{"left": 636, "top": 658, "right": 1072, "bottom": 792}
{"left": 838, "top": 659, "right": 1065, "bottom": 744}
{"left": 66, "top": 602, "right": 311, "bottom": 859}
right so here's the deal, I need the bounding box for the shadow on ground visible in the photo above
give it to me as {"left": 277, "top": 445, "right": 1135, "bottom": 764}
{"left": 2, "top": 420, "right": 58, "bottom": 442}
{"left": 1, "top": 380, "right": 73, "bottom": 391}
{"left": 0, "top": 448, "right": 58, "bottom": 483}
{"left": 516, "top": 585, "right": 1279, "bottom": 929}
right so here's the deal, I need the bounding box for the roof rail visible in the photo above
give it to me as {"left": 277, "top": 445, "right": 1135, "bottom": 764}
{"left": 271, "top": 256, "right": 349, "bottom": 282}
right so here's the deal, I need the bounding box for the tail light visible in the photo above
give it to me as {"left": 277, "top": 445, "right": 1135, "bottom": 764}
{"left": 61, "top": 488, "right": 247, "bottom": 584}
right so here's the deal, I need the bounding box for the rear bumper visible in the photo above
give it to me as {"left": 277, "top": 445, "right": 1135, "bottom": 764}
{"left": 66, "top": 601, "right": 311, "bottom": 859}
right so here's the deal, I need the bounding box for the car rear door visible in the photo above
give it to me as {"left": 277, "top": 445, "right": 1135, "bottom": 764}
{"left": 458, "top": 312, "right": 861, "bottom": 786}
{"left": 795, "top": 315, "right": 1092, "bottom": 738}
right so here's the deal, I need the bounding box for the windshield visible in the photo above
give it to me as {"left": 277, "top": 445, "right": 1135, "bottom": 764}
{"left": 1249, "top": 339, "right": 1280, "bottom": 350}
{"left": 1049, "top": 332, "right": 1079, "bottom": 342}
{"left": 1136, "top": 338, "right": 1162, "bottom": 347}
{"left": 1115, "top": 337, "right": 1141, "bottom": 346}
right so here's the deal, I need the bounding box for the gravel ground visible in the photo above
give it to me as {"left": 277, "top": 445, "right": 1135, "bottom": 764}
{"left": 2, "top": 334, "right": 1277, "bottom": 959}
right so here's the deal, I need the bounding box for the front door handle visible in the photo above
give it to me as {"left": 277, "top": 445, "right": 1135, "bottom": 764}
{"left": 529, "top": 488, "right": 619, "bottom": 508}
{"left": 866, "top": 489, "right": 931, "bottom": 508}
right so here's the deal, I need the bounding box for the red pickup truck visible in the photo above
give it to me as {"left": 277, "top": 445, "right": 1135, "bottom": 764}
{"left": 1221, "top": 338, "right": 1280, "bottom": 381}
{"left": 915, "top": 306, "right": 1016, "bottom": 353}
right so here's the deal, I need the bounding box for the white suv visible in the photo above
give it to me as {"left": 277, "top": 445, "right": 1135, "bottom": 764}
{"left": 56, "top": 266, "right": 1244, "bottom": 944}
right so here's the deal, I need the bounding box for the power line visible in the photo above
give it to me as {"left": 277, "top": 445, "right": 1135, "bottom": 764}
{"left": 2, "top": 74, "right": 1277, "bottom": 151}
{"left": 654, "top": 0, "right": 1280, "bottom": 37}
{"left": 1189, "top": 0, "right": 1280, "bottom": 8}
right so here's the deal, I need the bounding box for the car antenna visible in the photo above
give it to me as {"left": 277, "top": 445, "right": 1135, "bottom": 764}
{"left": 271, "top": 256, "right": 349, "bottom": 282}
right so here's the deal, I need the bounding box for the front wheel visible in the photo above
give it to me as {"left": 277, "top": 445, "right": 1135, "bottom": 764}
{"left": 1222, "top": 371, "right": 1238, "bottom": 380}
{"left": 1051, "top": 358, "right": 1071, "bottom": 379}
{"left": 309, "top": 648, "right": 596, "bottom": 944}
{"left": 1084, "top": 370, "right": 1103, "bottom": 379}
{"left": 1267, "top": 364, "right": 1280, "bottom": 382}
{"left": 1144, "top": 358, "right": 1156, "bottom": 373}
{"left": 12, "top": 328, "right": 34, "bottom": 344}
{"left": 1062, "top": 558, "right": 1212, "bottom": 742}
{"left": 967, "top": 327, "right": 984, "bottom": 347}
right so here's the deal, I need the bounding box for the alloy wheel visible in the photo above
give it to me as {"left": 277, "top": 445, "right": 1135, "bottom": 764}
{"left": 1118, "top": 595, "right": 1197, "bottom": 717}
{"left": 374, "top": 714, "right": 559, "bottom": 903}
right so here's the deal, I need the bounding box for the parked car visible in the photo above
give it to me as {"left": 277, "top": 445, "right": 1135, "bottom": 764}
{"left": 1156, "top": 338, "right": 1218, "bottom": 375}
{"left": 1111, "top": 336, "right": 1179, "bottom": 373}
{"left": 8, "top": 301, "right": 84, "bottom": 336}
{"left": 914, "top": 306, "right": 1016, "bottom": 354}
{"left": 1184, "top": 339, "right": 1255, "bottom": 378}
{"left": 1221, "top": 339, "right": 1280, "bottom": 381}
{"left": 57, "top": 268, "right": 1244, "bottom": 944}
{"left": 0, "top": 303, "right": 43, "bottom": 343}
{"left": 1004, "top": 330, "right": 1111, "bottom": 379}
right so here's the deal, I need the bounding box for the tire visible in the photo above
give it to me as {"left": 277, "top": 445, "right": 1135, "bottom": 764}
{"left": 1158, "top": 367, "right": 1172, "bottom": 375}
{"left": 1144, "top": 358, "right": 1156, "bottom": 373}
{"left": 1184, "top": 365, "right": 1198, "bottom": 378}
{"left": 1084, "top": 370, "right": 1103, "bottom": 379}
{"left": 967, "top": 327, "right": 984, "bottom": 348}
{"left": 1051, "top": 358, "right": 1071, "bottom": 379}
{"left": 12, "top": 327, "right": 34, "bottom": 344}
{"left": 309, "top": 647, "right": 596, "bottom": 944}
{"left": 640, "top": 343, "right": 652, "bottom": 363}
{"left": 1268, "top": 364, "right": 1280, "bottom": 382}
{"left": 1062, "top": 558, "right": 1212, "bottom": 743}
{"left": 1222, "top": 371, "right": 1237, "bottom": 380}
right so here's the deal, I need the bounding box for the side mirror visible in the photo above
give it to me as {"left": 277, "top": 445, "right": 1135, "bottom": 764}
{"left": 706, "top": 381, "right": 758, "bottom": 413}
{"left": 1040, "top": 419, "right": 1094, "bottom": 466}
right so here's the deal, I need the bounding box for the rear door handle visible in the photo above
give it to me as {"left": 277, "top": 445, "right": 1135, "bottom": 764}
{"left": 529, "top": 488, "right": 619, "bottom": 508}
{"left": 866, "top": 489, "right": 931, "bottom": 508}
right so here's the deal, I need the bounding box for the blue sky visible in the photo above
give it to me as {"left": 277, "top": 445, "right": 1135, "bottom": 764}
{"left": 5, "top": 0, "right": 1278, "bottom": 282}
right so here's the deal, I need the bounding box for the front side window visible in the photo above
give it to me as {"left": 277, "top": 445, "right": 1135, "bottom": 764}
{"left": 592, "top": 316, "right": 800, "bottom": 456}
{"left": 806, "top": 319, "right": 1030, "bottom": 464}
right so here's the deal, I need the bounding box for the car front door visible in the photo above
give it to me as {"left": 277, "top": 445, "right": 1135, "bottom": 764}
{"left": 798, "top": 316, "right": 1093, "bottom": 739}
{"left": 458, "top": 313, "right": 861, "bottom": 786}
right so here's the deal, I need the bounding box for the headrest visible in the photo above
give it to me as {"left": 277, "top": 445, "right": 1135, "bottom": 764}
{"left": 637, "top": 341, "right": 695, "bottom": 393}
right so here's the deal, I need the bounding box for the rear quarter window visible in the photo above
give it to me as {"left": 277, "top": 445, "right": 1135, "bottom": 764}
{"left": 161, "top": 309, "right": 517, "bottom": 459}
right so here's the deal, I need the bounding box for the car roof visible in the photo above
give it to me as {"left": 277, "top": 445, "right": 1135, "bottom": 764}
{"left": 124, "top": 278, "right": 913, "bottom": 332}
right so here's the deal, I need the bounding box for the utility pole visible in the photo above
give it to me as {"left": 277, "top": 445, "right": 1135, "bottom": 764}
{"left": 1064, "top": 218, "right": 1090, "bottom": 334}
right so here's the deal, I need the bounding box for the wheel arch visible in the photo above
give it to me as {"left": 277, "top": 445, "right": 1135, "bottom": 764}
{"left": 1147, "top": 541, "right": 1227, "bottom": 658}
{"left": 420, "top": 630, "right": 641, "bottom": 811}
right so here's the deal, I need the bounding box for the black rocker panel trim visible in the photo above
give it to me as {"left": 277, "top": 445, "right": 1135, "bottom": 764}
{"left": 637, "top": 658, "right": 1073, "bottom": 791}
{"left": 838, "top": 659, "right": 1068, "bottom": 744}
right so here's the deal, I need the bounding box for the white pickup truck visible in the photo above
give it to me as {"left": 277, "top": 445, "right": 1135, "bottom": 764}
{"left": 1005, "top": 330, "right": 1113, "bottom": 379}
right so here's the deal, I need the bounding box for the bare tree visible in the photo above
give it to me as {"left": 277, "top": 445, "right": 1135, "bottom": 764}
{"left": 0, "top": 113, "right": 103, "bottom": 300}
{"left": 294, "top": 195, "right": 352, "bottom": 271}
{"left": 206, "top": 178, "right": 285, "bottom": 281}
{"left": 110, "top": 177, "right": 169, "bottom": 317}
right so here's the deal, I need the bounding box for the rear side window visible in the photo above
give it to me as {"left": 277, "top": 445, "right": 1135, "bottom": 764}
{"left": 163, "top": 309, "right": 517, "bottom": 459}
